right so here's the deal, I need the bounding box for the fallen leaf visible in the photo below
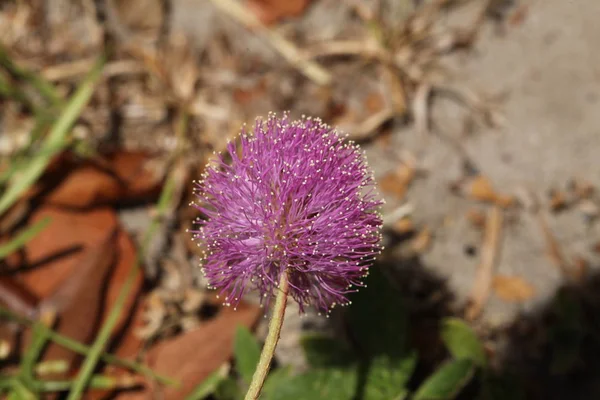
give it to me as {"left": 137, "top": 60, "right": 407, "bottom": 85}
{"left": 548, "top": 188, "right": 568, "bottom": 212}
{"left": 233, "top": 80, "right": 267, "bottom": 105}
{"left": 103, "top": 229, "right": 143, "bottom": 333}
{"left": 466, "top": 208, "right": 486, "bottom": 230}
{"left": 411, "top": 225, "right": 432, "bottom": 254}
{"left": 246, "top": 0, "right": 313, "bottom": 25}
{"left": 6, "top": 205, "right": 143, "bottom": 352}
{"left": 32, "top": 151, "right": 163, "bottom": 209}
{"left": 7, "top": 206, "right": 118, "bottom": 297}
{"left": 37, "top": 228, "right": 118, "bottom": 371}
{"left": 378, "top": 163, "right": 415, "bottom": 200}
{"left": 468, "top": 175, "right": 515, "bottom": 208}
{"left": 0, "top": 277, "right": 38, "bottom": 361}
{"left": 0, "top": 276, "right": 39, "bottom": 318}
{"left": 364, "top": 92, "right": 385, "bottom": 113}
{"left": 492, "top": 275, "right": 535, "bottom": 303}
{"left": 143, "top": 301, "right": 261, "bottom": 400}
{"left": 392, "top": 218, "right": 415, "bottom": 235}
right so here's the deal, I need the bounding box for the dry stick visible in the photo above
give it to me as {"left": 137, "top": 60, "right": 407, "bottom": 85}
{"left": 347, "top": 108, "right": 395, "bottom": 142}
{"left": 208, "top": 0, "right": 331, "bottom": 86}
{"left": 244, "top": 271, "right": 290, "bottom": 400}
{"left": 534, "top": 204, "right": 580, "bottom": 281}
{"left": 466, "top": 205, "right": 503, "bottom": 321}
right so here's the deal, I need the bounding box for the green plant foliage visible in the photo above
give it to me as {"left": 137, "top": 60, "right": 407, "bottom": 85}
{"left": 185, "top": 370, "right": 227, "bottom": 400}
{"left": 266, "top": 368, "right": 357, "bottom": 400}
{"left": 441, "top": 317, "right": 487, "bottom": 367}
{"left": 233, "top": 326, "right": 261, "bottom": 385}
{"left": 300, "top": 334, "right": 354, "bottom": 368}
{"left": 346, "top": 268, "right": 409, "bottom": 357}
{"left": 263, "top": 267, "right": 416, "bottom": 400}
{"left": 362, "top": 354, "right": 416, "bottom": 400}
{"left": 261, "top": 366, "right": 292, "bottom": 399}
{"left": 214, "top": 377, "right": 243, "bottom": 400}
{"left": 413, "top": 359, "right": 475, "bottom": 400}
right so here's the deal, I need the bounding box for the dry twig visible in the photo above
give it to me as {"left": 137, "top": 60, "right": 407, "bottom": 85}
{"left": 465, "top": 205, "right": 503, "bottom": 321}
{"left": 208, "top": 0, "right": 331, "bottom": 85}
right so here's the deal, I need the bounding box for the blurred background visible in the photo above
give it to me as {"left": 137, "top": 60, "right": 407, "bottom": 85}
{"left": 1, "top": 0, "right": 600, "bottom": 399}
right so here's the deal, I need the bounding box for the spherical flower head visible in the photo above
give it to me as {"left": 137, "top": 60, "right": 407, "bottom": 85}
{"left": 192, "top": 113, "right": 383, "bottom": 314}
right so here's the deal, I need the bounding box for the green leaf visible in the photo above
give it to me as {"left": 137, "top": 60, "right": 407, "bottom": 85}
{"left": 0, "top": 217, "right": 51, "bottom": 259}
{"left": 414, "top": 359, "right": 475, "bottom": 400}
{"left": 363, "top": 354, "right": 417, "bottom": 400}
{"left": 261, "top": 366, "right": 292, "bottom": 399}
{"left": 300, "top": 334, "right": 354, "bottom": 368}
{"left": 441, "top": 317, "right": 486, "bottom": 366}
{"left": 185, "top": 369, "right": 226, "bottom": 400}
{"left": 233, "top": 325, "right": 261, "bottom": 385}
{"left": 214, "top": 377, "right": 242, "bottom": 400}
{"left": 346, "top": 267, "right": 409, "bottom": 357}
{"left": 268, "top": 368, "right": 357, "bottom": 400}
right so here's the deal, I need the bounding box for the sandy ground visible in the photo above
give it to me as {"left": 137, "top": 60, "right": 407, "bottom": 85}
{"left": 377, "top": 0, "right": 600, "bottom": 326}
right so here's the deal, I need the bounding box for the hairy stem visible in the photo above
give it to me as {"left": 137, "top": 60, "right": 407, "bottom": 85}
{"left": 244, "top": 271, "right": 289, "bottom": 400}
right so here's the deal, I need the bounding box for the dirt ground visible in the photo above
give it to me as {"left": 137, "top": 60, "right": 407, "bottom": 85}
{"left": 379, "top": 0, "right": 600, "bottom": 324}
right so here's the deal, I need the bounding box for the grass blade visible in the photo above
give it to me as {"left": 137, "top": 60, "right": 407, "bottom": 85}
{"left": 0, "top": 217, "right": 51, "bottom": 259}
{"left": 0, "top": 307, "right": 177, "bottom": 386}
{"left": 0, "top": 56, "right": 105, "bottom": 217}
{"left": 0, "top": 44, "right": 62, "bottom": 107}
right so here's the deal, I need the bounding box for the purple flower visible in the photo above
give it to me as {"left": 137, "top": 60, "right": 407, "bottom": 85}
{"left": 192, "top": 113, "right": 383, "bottom": 313}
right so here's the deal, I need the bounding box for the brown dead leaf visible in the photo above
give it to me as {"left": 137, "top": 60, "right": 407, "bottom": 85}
{"left": 378, "top": 163, "right": 415, "bottom": 200}
{"left": 365, "top": 92, "right": 385, "bottom": 113}
{"left": 37, "top": 228, "right": 118, "bottom": 370}
{"left": 233, "top": 80, "right": 268, "bottom": 105}
{"left": 246, "top": 0, "right": 313, "bottom": 25}
{"left": 32, "top": 151, "right": 163, "bottom": 209}
{"left": 411, "top": 225, "right": 432, "bottom": 254}
{"left": 493, "top": 275, "right": 536, "bottom": 303}
{"left": 119, "top": 301, "right": 261, "bottom": 400}
{"left": 0, "top": 276, "right": 38, "bottom": 318}
{"left": 0, "top": 277, "right": 38, "bottom": 360}
{"left": 103, "top": 229, "right": 143, "bottom": 332}
{"left": 6, "top": 205, "right": 143, "bottom": 357}
{"left": 466, "top": 208, "right": 486, "bottom": 230}
{"left": 7, "top": 206, "right": 118, "bottom": 297}
{"left": 468, "top": 175, "right": 515, "bottom": 208}
{"left": 548, "top": 188, "right": 568, "bottom": 212}
{"left": 392, "top": 218, "right": 415, "bottom": 235}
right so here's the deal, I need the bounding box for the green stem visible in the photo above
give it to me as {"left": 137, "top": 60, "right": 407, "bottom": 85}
{"left": 244, "top": 271, "right": 289, "bottom": 400}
